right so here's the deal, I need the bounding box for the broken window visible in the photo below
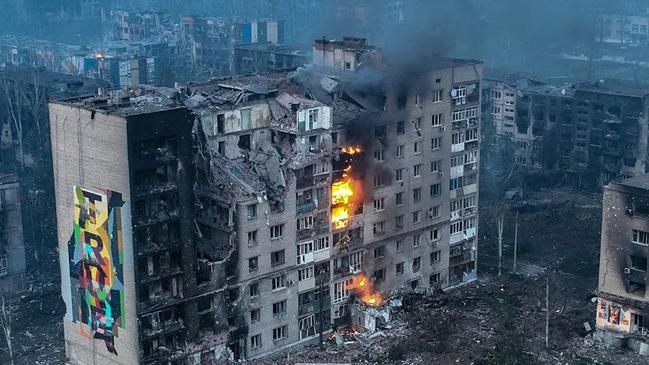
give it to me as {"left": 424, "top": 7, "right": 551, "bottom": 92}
{"left": 396, "top": 262, "right": 405, "bottom": 275}
{"left": 432, "top": 89, "right": 443, "bottom": 103}
{"left": 432, "top": 113, "right": 443, "bottom": 127}
{"left": 298, "top": 266, "right": 314, "bottom": 281}
{"left": 396, "top": 239, "right": 404, "bottom": 252}
{"left": 374, "top": 246, "right": 385, "bottom": 258}
{"left": 217, "top": 114, "right": 225, "bottom": 133}
{"left": 413, "top": 187, "right": 422, "bottom": 202}
{"left": 430, "top": 183, "right": 441, "bottom": 197}
{"left": 373, "top": 197, "right": 385, "bottom": 211}
{"left": 431, "top": 137, "right": 442, "bottom": 150}
{"left": 247, "top": 230, "right": 258, "bottom": 247}
{"left": 397, "top": 95, "right": 407, "bottom": 109}
{"left": 296, "top": 216, "right": 314, "bottom": 231}
{"left": 250, "top": 334, "right": 262, "bottom": 349}
{"left": 272, "top": 300, "right": 287, "bottom": 317}
{"left": 315, "top": 236, "right": 330, "bottom": 251}
{"left": 241, "top": 108, "right": 252, "bottom": 129}
{"left": 430, "top": 273, "right": 441, "bottom": 285}
{"left": 414, "top": 141, "right": 421, "bottom": 154}
{"left": 247, "top": 204, "right": 257, "bottom": 220}
{"left": 412, "top": 257, "right": 421, "bottom": 272}
{"left": 396, "top": 168, "right": 404, "bottom": 182}
{"left": 395, "top": 215, "right": 404, "bottom": 230}
{"left": 396, "top": 144, "right": 404, "bottom": 158}
{"left": 413, "top": 234, "right": 422, "bottom": 247}
{"left": 633, "top": 229, "right": 649, "bottom": 245}
{"left": 218, "top": 141, "right": 225, "bottom": 154}
{"left": 412, "top": 210, "right": 421, "bottom": 224}
{"left": 397, "top": 121, "right": 405, "bottom": 135}
{"left": 271, "top": 250, "right": 286, "bottom": 267}
{"left": 396, "top": 192, "right": 404, "bottom": 205}
{"left": 249, "top": 282, "right": 260, "bottom": 297}
{"left": 631, "top": 255, "right": 648, "bottom": 271}
{"left": 373, "top": 268, "right": 385, "bottom": 282}
{"left": 375, "top": 125, "right": 387, "bottom": 138}
{"left": 430, "top": 251, "right": 441, "bottom": 264}
{"left": 238, "top": 134, "right": 251, "bottom": 150}
{"left": 374, "top": 149, "right": 385, "bottom": 161}
{"left": 430, "top": 229, "right": 439, "bottom": 242}
{"left": 248, "top": 256, "right": 259, "bottom": 272}
{"left": 270, "top": 224, "right": 284, "bottom": 239}
{"left": 411, "top": 280, "right": 419, "bottom": 289}
{"left": 299, "top": 315, "right": 316, "bottom": 340}
{"left": 273, "top": 325, "right": 288, "bottom": 341}
{"left": 271, "top": 275, "right": 286, "bottom": 290}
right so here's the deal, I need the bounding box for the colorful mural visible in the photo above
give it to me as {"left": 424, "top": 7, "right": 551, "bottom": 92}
{"left": 68, "top": 186, "right": 125, "bottom": 355}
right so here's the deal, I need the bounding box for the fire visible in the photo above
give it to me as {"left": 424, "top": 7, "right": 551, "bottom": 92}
{"left": 331, "top": 146, "right": 363, "bottom": 229}
{"left": 349, "top": 273, "right": 383, "bottom": 307}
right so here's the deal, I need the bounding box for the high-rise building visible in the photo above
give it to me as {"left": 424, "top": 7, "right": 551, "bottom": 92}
{"left": 49, "top": 42, "right": 482, "bottom": 363}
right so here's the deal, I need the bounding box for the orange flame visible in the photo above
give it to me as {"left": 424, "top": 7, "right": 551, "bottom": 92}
{"left": 349, "top": 273, "right": 383, "bottom": 307}
{"left": 331, "top": 146, "right": 363, "bottom": 229}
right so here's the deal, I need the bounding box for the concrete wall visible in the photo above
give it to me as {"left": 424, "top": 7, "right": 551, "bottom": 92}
{"left": 50, "top": 102, "right": 140, "bottom": 365}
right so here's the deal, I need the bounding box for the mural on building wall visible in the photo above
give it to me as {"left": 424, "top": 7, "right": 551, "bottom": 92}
{"left": 68, "top": 186, "right": 125, "bottom": 355}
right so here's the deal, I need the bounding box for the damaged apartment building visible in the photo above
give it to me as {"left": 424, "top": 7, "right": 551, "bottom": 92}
{"left": 49, "top": 38, "right": 482, "bottom": 363}
{"left": 596, "top": 174, "right": 649, "bottom": 355}
{"left": 484, "top": 75, "right": 649, "bottom": 186}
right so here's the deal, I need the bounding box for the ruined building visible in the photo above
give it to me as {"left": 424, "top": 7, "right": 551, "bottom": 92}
{"left": 49, "top": 89, "right": 231, "bottom": 364}
{"left": 596, "top": 174, "right": 649, "bottom": 355}
{"left": 312, "top": 36, "right": 377, "bottom": 71}
{"left": 181, "top": 16, "right": 285, "bottom": 77}
{"left": 0, "top": 172, "right": 26, "bottom": 293}
{"left": 484, "top": 75, "right": 649, "bottom": 187}
{"left": 49, "top": 44, "right": 482, "bottom": 363}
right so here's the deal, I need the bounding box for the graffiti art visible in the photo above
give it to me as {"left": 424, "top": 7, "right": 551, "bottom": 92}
{"left": 68, "top": 186, "right": 125, "bottom": 355}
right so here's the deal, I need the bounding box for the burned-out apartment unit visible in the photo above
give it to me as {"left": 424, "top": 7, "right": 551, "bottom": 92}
{"left": 49, "top": 43, "right": 483, "bottom": 363}
{"left": 596, "top": 174, "right": 649, "bottom": 355}
{"left": 233, "top": 42, "right": 310, "bottom": 75}
{"left": 312, "top": 36, "right": 377, "bottom": 71}
{"left": 484, "top": 76, "right": 649, "bottom": 186}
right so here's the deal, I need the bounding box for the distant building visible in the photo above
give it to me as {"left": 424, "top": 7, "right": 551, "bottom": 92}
{"left": 104, "top": 9, "right": 172, "bottom": 42}
{"left": 0, "top": 172, "right": 25, "bottom": 294}
{"left": 181, "top": 16, "right": 285, "bottom": 76}
{"left": 233, "top": 42, "right": 309, "bottom": 75}
{"left": 597, "top": 13, "right": 649, "bottom": 45}
{"left": 312, "top": 37, "right": 377, "bottom": 71}
{"left": 84, "top": 53, "right": 157, "bottom": 88}
{"left": 484, "top": 74, "right": 649, "bottom": 187}
{"left": 596, "top": 174, "right": 649, "bottom": 354}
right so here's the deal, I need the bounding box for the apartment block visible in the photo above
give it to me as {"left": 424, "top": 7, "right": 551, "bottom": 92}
{"left": 312, "top": 36, "right": 377, "bottom": 71}
{"left": 483, "top": 75, "right": 649, "bottom": 187}
{"left": 49, "top": 90, "right": 230, "bottom": 364}
{"left": 596, "top": 174, "right": 649, "bottom": 355}
{"left": 49, "top": 42, "right": 483, "bottom": 363}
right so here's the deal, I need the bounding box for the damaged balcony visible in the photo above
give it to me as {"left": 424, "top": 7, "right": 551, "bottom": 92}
{"left": 135, "top": 222, "right": 182, "bottom": 256}
{"left": 133, "top": 192, "right": 180, "bottom": 228}
{"left": 141, "top": 307, "right": 186, "bottom": 339}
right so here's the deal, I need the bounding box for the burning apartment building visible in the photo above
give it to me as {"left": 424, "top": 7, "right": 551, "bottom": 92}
{"left": 596, "top": 174, "right": 649, "bottom": 355}
{"left": 48, "top": 36, "right": 482, "bottom": 362}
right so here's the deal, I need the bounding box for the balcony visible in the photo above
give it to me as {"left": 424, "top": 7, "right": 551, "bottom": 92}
{"left": 296, "top": 201, "right": 316, "bottom": 215}
{"left": 133, "top": 209, "right": 180, "bottom": 228}
{"left": 298, "top": 277, "right": 316, "bottom": 293}
{"left": 142, "top": 320, "right": 185, "bottom": 338}
{"left": 133, "top": 181, "right": 178, "bottom": 200}
{"left": 140, "top": 266, "right": 183, "bottom": 284}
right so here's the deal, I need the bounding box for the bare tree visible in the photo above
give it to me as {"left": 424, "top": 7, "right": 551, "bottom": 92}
{"left": 0, "top": 296, "right": 14, "bottom": 365}
{"left": 22, "top": 69, "right": 45, "bottom": 145}
{"left": 0, "top": 77, "right": 25, "bottom": 169}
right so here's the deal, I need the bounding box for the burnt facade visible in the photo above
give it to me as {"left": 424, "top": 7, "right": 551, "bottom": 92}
{"left": 484, "top": 77, "right": 649, "bottom": 187}
{"left": 597, "top": 174, "right": 649, "bottom": 354}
